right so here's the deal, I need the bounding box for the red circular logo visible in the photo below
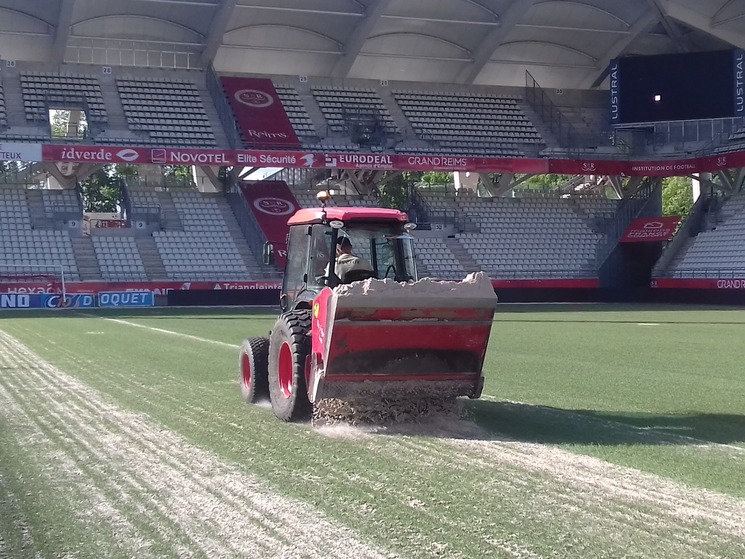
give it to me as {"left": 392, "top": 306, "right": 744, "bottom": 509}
{"left": 235, "top": 89, "right": 274, "bottom": 108}
{"left": 254, "top": 197, "right": 295, "bottom": 216}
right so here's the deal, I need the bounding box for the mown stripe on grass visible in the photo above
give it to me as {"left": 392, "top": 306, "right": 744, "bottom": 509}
{"left": 96, "top": 315, "right": 745, "bottom": 457}
{"left": 479, "top": 396, "right": 745, "bottom": 455}
{"left": 360, "top": 418, "right": 745, "bottom": 558}
{"left": 7, "top": 320, "right": 745, "bottom": 558}
{"left": 0, "top": 329, "right": 395, "bottom": 559}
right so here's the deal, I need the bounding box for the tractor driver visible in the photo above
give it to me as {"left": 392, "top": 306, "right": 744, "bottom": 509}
{"left": 329, "top": 236, "right": 374, "bottom": 284}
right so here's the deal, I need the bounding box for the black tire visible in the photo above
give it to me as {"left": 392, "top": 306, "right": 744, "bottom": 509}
{"left": 239, "top": 337, "right": 269, "bottom": 404}
{"left": 268, "top": 310, "right": 312, "bottom": 422}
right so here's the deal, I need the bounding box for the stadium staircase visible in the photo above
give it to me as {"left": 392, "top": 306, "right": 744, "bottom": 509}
{"left": 25, "top": 190, "right": 52, "bottom": 230}
{"left": 71, "top": 236, "right": 103, "bottom": 280}
{"left": 196, "top": 84, "right": 230, "bottom": 149}
{"left": 377, "top": 88, "right": 415, "bottom": 141}
{"left": 0, "top": 68, "right": 27, "bottom": 128}
{"left": 281, "top": 82, "right": 328, "bottom": 141}
{"left": 135, "top": 236, "right": 168, "bottom": 280}
{"left": 95, "top": 74, "right": 139, "bottom": 144}
{"left": 662, "top": 192, "right": 745, "bottom": 276}
{"left": 443, "top": 238, "right": 480, "bottom": 273}
{"left": 214, "top": 197, "right": 266, "bottom": 274}
{"left": 155, "top": 190, "right": 183, "bottom": 231}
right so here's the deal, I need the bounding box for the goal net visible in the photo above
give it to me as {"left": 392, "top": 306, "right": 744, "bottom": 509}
{"left": 0, "top": 265, "right": 67, "bottom": 296}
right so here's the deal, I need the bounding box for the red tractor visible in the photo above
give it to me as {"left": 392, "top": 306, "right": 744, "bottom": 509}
{"left": 239, "top": 196, "right": 497, "bottom": 421}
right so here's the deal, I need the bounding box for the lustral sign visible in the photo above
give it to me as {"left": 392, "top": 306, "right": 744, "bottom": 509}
{"left": 34, "top": 143, "right": 745, "bottom": 176}
{"left": 620, "top": 216, "right": 681, "bottom": 243}
{"left": 734, "top": 49, "right": 744, "bottom": 117}
{"left": 609, "top": 59, "right": 621, "bottom": 124}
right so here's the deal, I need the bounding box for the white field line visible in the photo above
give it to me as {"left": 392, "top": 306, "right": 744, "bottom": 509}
{"left": 97, "top": 317, "right": 240, "bottom": 349}
{"left": 102, "top": 316, "right": 744, "bottom": 454}
{"left": 0, "top": 329, "right": 394, "bottom": 559}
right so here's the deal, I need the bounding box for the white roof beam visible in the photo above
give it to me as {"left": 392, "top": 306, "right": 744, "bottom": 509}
{"left": 646, "top": 0, "right": 691, "bottom": 52}
{"left": 332, "top": 0, "right": 393, "bottom": 78}
{"left": 665, "top": 1, "right": 745, "bottom": 48}
{"left": 455, "top": 0, "right": 536, "bottom": 85}
{"left": 52, "top": 0, "right": 76, "bottom": 64}
{"left": 580, "top": 9, "right": 660, "bottom": 89}
{"left": 201, "top": 0, "right": 237, "bottom": 67}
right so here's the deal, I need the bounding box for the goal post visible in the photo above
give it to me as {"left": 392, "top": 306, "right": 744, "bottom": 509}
{"left": 0, "top": 264, "right": 67, "bottom": 298}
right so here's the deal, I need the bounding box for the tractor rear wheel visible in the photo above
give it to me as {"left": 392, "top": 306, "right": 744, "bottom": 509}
{"left": 268, "top": 310, "right": 312, "bottom": 421}
{"left": 239, "top": 336, "right": 269, "bottom": 404}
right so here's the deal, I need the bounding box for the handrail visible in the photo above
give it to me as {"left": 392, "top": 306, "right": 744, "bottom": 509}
{"left": 224, "top": 179, "right": 268, "bottom": 269}
{"left": 207, "top": 64, "right": 242, "bottom": 150}
{"left": 594, "top": 179, "right": 657, "bottom": 267}
{"left": 489, "top": 269, "right": 597, "bottom": 280}
{"left": 658, "top": 268, "right": 745, "bottom": 279}
{"left": 652, "top": 192, "right": 712, "bottom": 275}
{"left": 524, "top": 70, "right": 601, "bottom": 154}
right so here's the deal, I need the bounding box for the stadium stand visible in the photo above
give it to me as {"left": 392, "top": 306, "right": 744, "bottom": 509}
{"left": 453, "top": 196, "right": 606, "bottom": 279}
{"left": 40, "top": 188, "right": 82, "bottom": 218}
{"left": 414, "top": 237, "right": 468, "bottom": 279}
{"left": 152, "top": 190, "right": 250, "bottom": 281}
{"left": 21, "top": 71, "right": 107, "bottom": 126}
{"left": 392, "top": 90, "right": 543, "bottom": 156}
{"left": 0, "top": 80, "right": 7, "bottom": 129}
{"left": 0, "top": 186, "right": 80, "bottom": 282}
{"left": 274, "top": 85, "right": 317, "bottom": 140}
{"left": 116, "top": 77, "right": 216, "bottom": 147}
{"left": 92, "top": 236, "right": 148, "bottom": 281}
{"left": 665, "top": 192, "right": 745, "bottom": 277}
{"left": 311, "top": 86, "right": 398, "bottom": 150}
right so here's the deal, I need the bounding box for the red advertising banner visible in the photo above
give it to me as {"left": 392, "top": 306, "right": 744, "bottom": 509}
{"left": 220, "top": 77, "right": 301, "bottom": 148}
{"left": 0, "top": 277, "right": 597, "bottom": 296}
{"left": 651, "top": 278, "right": 745, "bottom": 290}
{"left": 548, "top": 158, "right": 630, "bottom": 176}
{"left": 239, "top": 181, "right": 299, "bottom": 267}
{"left": 620, "top": 216, "right": 680, "bottom": 243}
{"left": 36, "top": 143, "right": 745, "bottom": 176}
{"left": 0, "top": 280, "right": 282, "bottom": 295}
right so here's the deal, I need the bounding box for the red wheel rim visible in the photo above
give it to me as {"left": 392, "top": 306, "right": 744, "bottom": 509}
{"left": 241, "top": 352, "right": 252, "bottom": 391}
{"left": 278, "top": 341, "right": 293, "bottom": 399}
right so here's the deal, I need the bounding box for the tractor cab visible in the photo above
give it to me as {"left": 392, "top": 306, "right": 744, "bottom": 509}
{"left": 276, "top": 203, "right": 418, "bottom": 312}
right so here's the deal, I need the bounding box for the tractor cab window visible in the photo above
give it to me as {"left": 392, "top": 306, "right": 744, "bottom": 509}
{"left": 373, "top": 235, "right": 418, "bottom": 282}
{"left": 282, "top": 225, "right": 312, "bottom": 306}
{"left": 307, "top": 224, "right": 333, "bottom": 290}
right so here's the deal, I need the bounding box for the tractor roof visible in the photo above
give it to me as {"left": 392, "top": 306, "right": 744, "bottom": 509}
{"left": 288, "top": 207, "right": 409, "bottom": 226}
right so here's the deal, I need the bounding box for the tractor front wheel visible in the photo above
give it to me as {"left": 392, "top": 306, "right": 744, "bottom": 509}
{"left": 268, "top": 310, "right": 312, "bottom": 421}
{"left": 239, "top": 337, "right": 269, "bottom": 404}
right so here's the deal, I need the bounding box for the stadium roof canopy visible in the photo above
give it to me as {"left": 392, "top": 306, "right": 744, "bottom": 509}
{"left": 0, "top": 0, "right": 743, "bottom": 90}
